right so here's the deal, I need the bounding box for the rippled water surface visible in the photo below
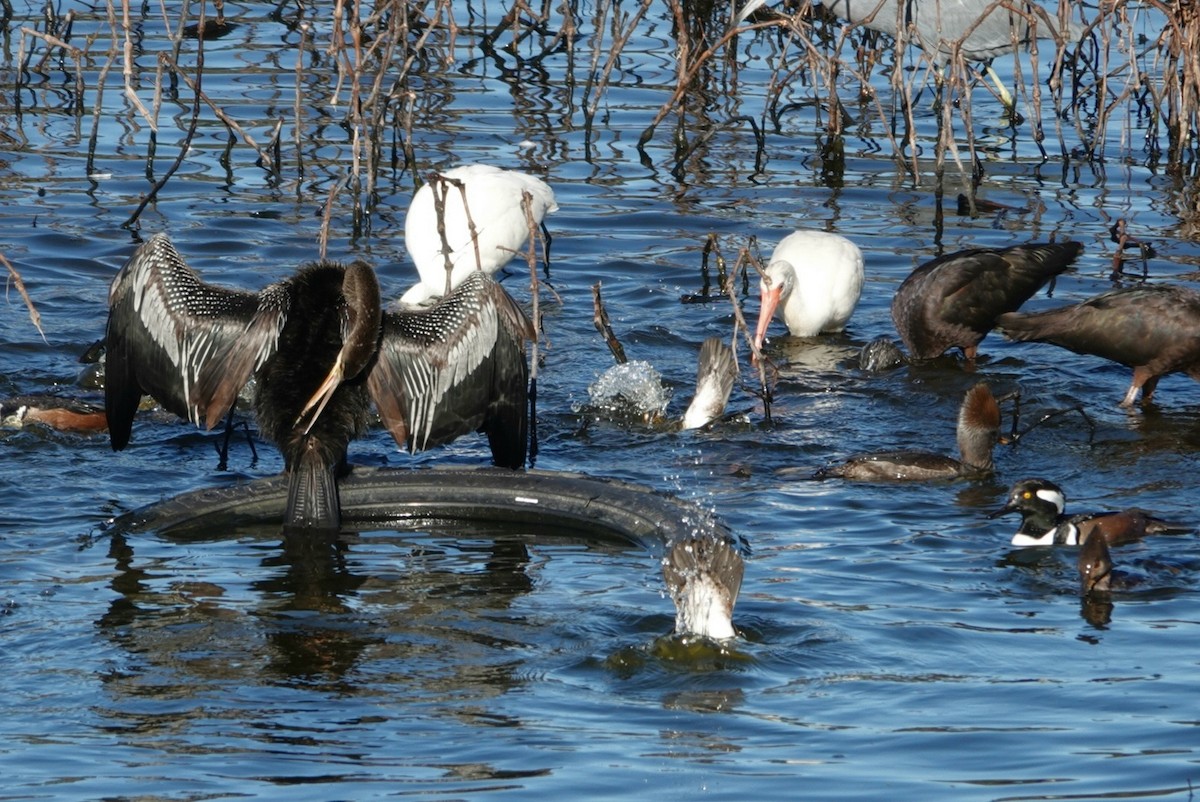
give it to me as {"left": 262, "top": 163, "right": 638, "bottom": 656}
{"left": 2, "top": 1, "right": 1199, "bottom": 799}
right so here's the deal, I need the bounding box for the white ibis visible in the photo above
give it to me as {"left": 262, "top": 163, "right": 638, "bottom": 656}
{"left": 753, "top": 230, "right": 864, "bottom": 351}
{"left": 401, "top": 164, "right": 558, "bottom": 305}
{"left": 105, "top": 233, "right": 533, "bottom": 530}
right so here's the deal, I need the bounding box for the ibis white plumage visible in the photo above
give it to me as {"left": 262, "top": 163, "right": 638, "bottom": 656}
{"left": 401, "top": 164, "right": 558, "bottom": 305}
{"left": 753, "top": 230, "right": 865, "bottom": 350}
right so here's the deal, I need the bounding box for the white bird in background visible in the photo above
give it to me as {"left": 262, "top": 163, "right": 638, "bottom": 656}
{"left": 821, "top": 0, "right": 1077, "bottom": 64}
{"left": 753, "top": 230, "right": 865, "bottom": 351}
{"left": 401, "top": 164, "right": 559, "bottom": 305}
{"left": 739, "top": 1, "right": 1082, "bottom": 108}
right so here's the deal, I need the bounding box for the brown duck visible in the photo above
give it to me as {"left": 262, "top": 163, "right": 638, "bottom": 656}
{"left": 815, "top": 382, "right": 1000, "bottom": 481}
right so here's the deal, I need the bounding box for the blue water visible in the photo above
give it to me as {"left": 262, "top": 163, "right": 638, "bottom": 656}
{"left": 2, "top": 1, "right": 1199, "bottom": 799}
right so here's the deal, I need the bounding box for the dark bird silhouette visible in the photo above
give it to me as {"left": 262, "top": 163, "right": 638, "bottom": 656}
{"left": 988, "top": 478, "right": 1193, "bottom": 547}
{"left": 1077, "top": 534, "right": 1114, "bottom": 595}
{"left": 891, "top": 241, "right": 1082, "bottom": 360}
{"left": 996, "top": 284, "right": 1200, "bottom": 406}
{"left": 815, "top": 382, "right": 1000, "bottom": 481}
{"left": 105, "top": 233, "right": 532, "bottom": 530}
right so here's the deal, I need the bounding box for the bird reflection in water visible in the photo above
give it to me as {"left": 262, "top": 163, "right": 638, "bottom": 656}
{"left": 97, "top": 523, "right": 541, "bottom": 690}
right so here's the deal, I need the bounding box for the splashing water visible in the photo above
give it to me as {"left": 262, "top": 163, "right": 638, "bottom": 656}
{"left": 585, "top": 361, "right": 672, "bottom": 423}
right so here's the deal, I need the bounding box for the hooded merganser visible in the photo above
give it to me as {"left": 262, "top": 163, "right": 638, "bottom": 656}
{"left": 0, "top": 394, "right": 107, "bottom": 432}
{"left": 400, "top": 164, "right": 558, "bottom": 305}
{"left": 105, "top": 233, "right": 533, "bottom": 530}
{"left": 891, "top": 240, "right": 1082, "bottom": 360}
{"left": 996, "top": 284, "right": 1200, "bottom": 406}
{"left": 681, "top": 337, "right": 737, "bottom": 430}
{"left": 815, "top": 381, "right": 1000, "bottom": 481}
{"left": 989, "top": 477, "right": 1193, "bottom": 547}
{"left": 752, "top": 230, "right": 864, "bottom": 350}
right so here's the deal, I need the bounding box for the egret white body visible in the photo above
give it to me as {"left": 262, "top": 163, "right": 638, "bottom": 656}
{"left": 402, "top": 164, "right": 558, "bottom": 305}
{"left": 753, "top": 230, "right": 864, "bottom": 349}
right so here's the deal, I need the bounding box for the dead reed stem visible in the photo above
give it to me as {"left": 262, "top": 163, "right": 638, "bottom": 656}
{"left": 583, "top": 0, "right": 654, "bottom": 140}
{"left": 2, "top": 252, "right": 46, "bottom": 343}
{"left": 8, "top": 0, "right": 1200, "bottom": 273}
{"left": 523, "top": 191, "right": 543, "bottom": 467}
{"left": 591, "top": 282, "right": 628, "bottom": 365}
{"left": 122, "top": 29, "right": 206, "bottom": 228}
{"left": 119, "top": 0, "right": 156, "bottom": 131}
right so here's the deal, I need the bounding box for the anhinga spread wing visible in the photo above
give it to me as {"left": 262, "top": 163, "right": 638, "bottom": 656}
{"left": 104, "top": 233, "right": 532, "bottom": 529}
{"left": 104, "top": 233, "right": 287, "bottom": 450}
{"left": 369, "top": 270, "right": 534, "bottom": 469}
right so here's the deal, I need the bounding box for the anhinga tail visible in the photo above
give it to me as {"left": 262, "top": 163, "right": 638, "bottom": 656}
{"left": 284, "top": 442, "right": 342, "bottom": 531}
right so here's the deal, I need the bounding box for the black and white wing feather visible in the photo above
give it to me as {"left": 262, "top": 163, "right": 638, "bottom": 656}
{"left": 367, "top": 271, "right": 532, "bottom": 468}
{"left": 104, "top": 233, "right": 287, "bottom": 450}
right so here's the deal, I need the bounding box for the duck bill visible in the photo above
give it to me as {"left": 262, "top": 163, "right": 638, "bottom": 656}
{"left": 986, "top": 502, "right": 1016, "bottom": 519}
{"left": 753, "top": 285, "right": 783, "bottom": 352}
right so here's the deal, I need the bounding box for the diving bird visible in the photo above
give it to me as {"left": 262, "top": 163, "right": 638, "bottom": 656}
{"left": 815, "top": 381, "right": 1000, "bottom": 481}
{"left": 753, "top": 230, "right": 864, "bottom": 350}
{"left": 996, "top": 284, "right": 1200, "bottom": 407}
{"left": 662, "top": 531, "right": 745, "bottom": 640}
{"left": 891, "top": 240, "right": 1082, "bottom": 360}
{"left": 401, "top": 164, "right": 558, "bottom": 305}
{"left": 105, "top": 233, "right": 532, "bottom": 530}
{"left": 681, "top": 337, "right": 738, "bottom": 430}
{"left": 988, "top": 478, "right": 1193, "bottom": 547}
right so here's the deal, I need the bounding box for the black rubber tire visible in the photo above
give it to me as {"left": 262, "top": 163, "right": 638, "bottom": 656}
{"left": 109, "top": 465, "right": 741, "bottom": 557}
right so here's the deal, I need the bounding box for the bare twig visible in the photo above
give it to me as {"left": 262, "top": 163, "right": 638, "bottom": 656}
{"left": 591, "top": 282, "right": 628, "bottom": 365}
{"left": 122, "top": 48, "right": 206, "bottom": 228}
{"left": 1, "top": 252, "right": 46, "bottom": 342}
